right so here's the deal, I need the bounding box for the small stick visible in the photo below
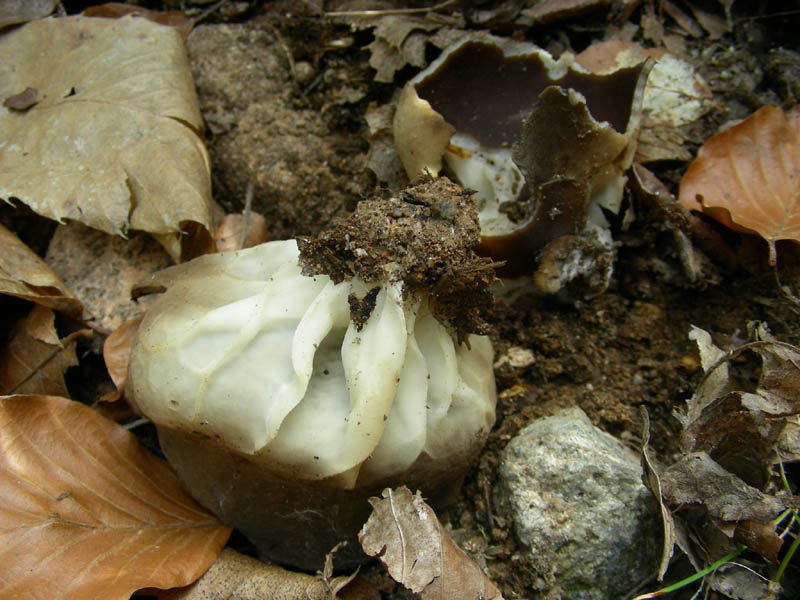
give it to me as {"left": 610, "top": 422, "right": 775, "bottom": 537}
{"left": 325, "top": 0, "right": 458, "bottom": 18}
{"left": 240, "top": 183, "right": 255, "bottom": 251}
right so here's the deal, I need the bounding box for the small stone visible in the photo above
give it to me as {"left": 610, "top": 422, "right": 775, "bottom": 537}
{"left": 293, "top": 60, "right": 315, "bottom": 85}
{"left": 494, "top": 346, "right": 536, "bottom": 369}
{"left": 495, "top": 407, "right": 660, "bottom": 600}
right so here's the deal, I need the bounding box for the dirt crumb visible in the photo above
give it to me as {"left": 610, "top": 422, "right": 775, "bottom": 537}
{"left": 298, "top": 177, "right": 498, "bottom": 341}
{"left": 348, "top": 288, "right": 380, "bottom": 331}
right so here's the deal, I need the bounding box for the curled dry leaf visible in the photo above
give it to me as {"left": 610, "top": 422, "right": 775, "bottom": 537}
{"left": 0, "top": 223, "right": 84, "bottom": 320}
{"left": 102, "top": 316, "right": 142, "bottom": 401}
{"left": 733, "top": 520, "right": 783, "bottom": 564}
{"left": 679, "top": 106, "right": 800, "bottom": 265}
{"left": 0, "top": 16, "right": 214, "bottom": 262}
{"left": 158, "top": 548, "right": 378, "bottom": 600}
{"left": 359, "top": 486, "right": 503, "bottom": 600}
{"left": 639, "top": 408, "right": 675, "bottom": 581}
{"left": 82, "top": 3, "right": 194, "bottom": 40}
{"left": 364, "top": 16, "right": 440, "bottom": 83}
{"left": 0, "top": 305, "right": 91, "bottom": 396}
{"left": 0, "top": 394, "right": 230, "bottom": 600}
{"left": 519, "top": 0, "right": 640, "bottom": 25}
{"left": 660, "top": 452, "right": 789, "bottom": 523}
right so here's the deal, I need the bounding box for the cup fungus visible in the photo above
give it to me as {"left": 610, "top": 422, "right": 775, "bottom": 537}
{"left": 394, "top": 33, "right": 651, "bottom": 297}
{"left": 126, "top": 177, "right": 497, "bottom": 569}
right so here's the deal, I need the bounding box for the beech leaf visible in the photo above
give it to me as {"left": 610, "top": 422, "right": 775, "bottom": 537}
{"left": 159, "top": 548, "right": 378, "bottom": 600}
{"left": 82, "top": 3, "right": 194, "bottom": 40}
{"left": 679, "top": 106, "right": 800, "bottom": 265}
{"left": 0, "top": 305, "right": 91, "bottom": 396}
{"left": 0, "top": 15, "right": 214, "bottom": 261}
{"left": 359, "top": 486, "right": 503, "bottom": 600}
{"left": 0, "top": 0, "right": 58, "bottom": 28}
{"left": 0, "top": 394, "right": 231, "bottom": 599}
{"left": 0, "top": 223, "right": 85, "bottom": 320}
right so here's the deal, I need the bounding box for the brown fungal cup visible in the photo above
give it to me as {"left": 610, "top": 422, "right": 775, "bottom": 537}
{"left": 394, "top": 33, "right": 651, "bottom": 295}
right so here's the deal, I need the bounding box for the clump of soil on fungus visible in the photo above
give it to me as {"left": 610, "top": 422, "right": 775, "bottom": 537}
{"left": 298, "top": 176, "right": 497, "bottom": 342}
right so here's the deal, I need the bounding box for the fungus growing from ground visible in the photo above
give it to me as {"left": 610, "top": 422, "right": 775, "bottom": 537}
{"left": 126, "top": 177, "right": 497, "bottom": 569}
{"left": 394, "top": 33, "right": 650, "bottom": 297}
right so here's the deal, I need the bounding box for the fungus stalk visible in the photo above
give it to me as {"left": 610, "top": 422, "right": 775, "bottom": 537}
{"left": 126, "top": 177, "right": 498, "bottom": 569}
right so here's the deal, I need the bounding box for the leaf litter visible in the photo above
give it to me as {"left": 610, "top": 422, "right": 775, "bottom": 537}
{"left": 158, "top": 548, "right": 377, "bottom": 600}
{"left": 359, "top": 486, "right": 503, "bottom": 600}
{"left": 1, "top": 6, "right": 797, "bottom": 596}
{"left": 641, "top": 324, "right": 800, "bottom": 594}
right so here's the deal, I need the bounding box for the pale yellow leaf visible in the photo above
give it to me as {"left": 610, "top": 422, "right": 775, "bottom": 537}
{"left": 0, "top": 0, "right": 58, "bottom": 28}
{"left": 0, "top": 15, "right": 214, "bottom": 261}
{"left": 159, "top": 548, "right": 377, "bottom": 600}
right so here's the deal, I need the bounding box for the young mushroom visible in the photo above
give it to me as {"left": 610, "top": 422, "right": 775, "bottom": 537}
{"left": 126, "top": 177, "right": 497, "bottom": 569}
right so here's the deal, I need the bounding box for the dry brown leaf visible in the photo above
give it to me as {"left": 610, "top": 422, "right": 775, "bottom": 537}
{"left": 639, "top": 408, "right": 675, "bottom": 581}
{"left": 661, "top": 0, "right": 703, "bottom": 38}
{"left": 0, "top": 15, "right": 214, "bottom": 262}
{"left": 359, "top": 486, "right": 503, "bottom": 600}
{"left": 158, "top": 548, "right": 378, "bottom": 600}
{"left": 102, "top": 316, "right": 142, "bottom": 401}
{"left": 82, "top": 3, "right": 194, "bottom": 40}
{"left": 0, "top": 0, "right": 57, "bottom": 28}
{"left": 45, "top": 222, "right": 171, "bottom": 333}
{"left": 665, "top": 329, "right": 800, "bottom": 563}
{"left": 0, "top": 305, "right": 91, "bottom": 396}
{"left": 519, "top": 0, "right": 638, "bottom": 25}
{"left": 733, "top": 520, "right": 783, "bottom": 564}
{"left": 660, "top": 452, "right": 788, "bottom": 523}
{"left": 686, "top": 3, "right": 729, "bottom": 39}
{"left": 0, "top": 394, "right": 231, "bottom": 600}
{"left": 0, "top": 222, "right": 85, "bottom": 320}
{"left": 679, "top": 106, "right": 800, "bottom": 265}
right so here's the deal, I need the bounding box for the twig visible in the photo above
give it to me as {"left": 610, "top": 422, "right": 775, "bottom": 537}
{"left": 240, "top": 183, "right": 254, "bottom": 251}
{"left": 325, "top": 0, "right": 458, "bottom": 18}
{"left": 123, "top": 417, "right": 151, "bottom": 431}
{"left": 263, "top": 21, "right": 297, "bottom": 82}
{"left": 190, "top": 0, "right": 230, "bottom": 27}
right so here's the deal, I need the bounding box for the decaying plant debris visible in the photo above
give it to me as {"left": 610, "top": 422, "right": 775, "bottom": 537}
{"left": 298, "top": 176, "right": 497, "bottom": 339}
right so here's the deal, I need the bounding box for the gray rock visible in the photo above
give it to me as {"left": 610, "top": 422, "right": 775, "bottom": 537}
{"left": 495, "top": 407, "right": 660, "bottom": 600}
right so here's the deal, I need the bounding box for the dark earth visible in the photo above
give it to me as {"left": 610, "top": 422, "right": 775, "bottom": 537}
{"left": 13, "top": 1, "right": 800, "bottom": 598}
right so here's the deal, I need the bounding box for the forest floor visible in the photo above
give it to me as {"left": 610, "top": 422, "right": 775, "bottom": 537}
{"left": 5, "top": 1, "right": 800, "bottom": 599}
